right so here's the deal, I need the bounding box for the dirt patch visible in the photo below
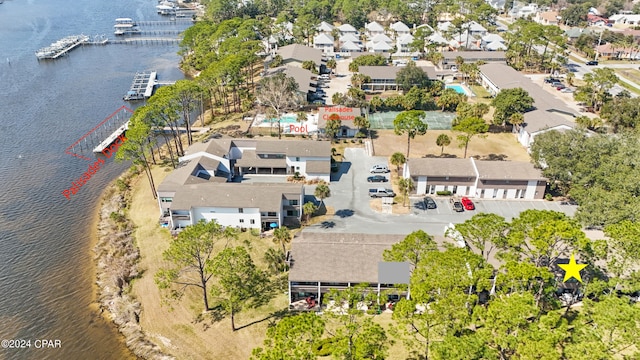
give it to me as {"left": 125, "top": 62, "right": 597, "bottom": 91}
{"left": 373, "top": 129, "right": 531, "bottom": 162}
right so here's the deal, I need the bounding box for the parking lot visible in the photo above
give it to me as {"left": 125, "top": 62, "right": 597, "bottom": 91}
{"left": 305, "top": 147, "right": 578, "bottom": 237}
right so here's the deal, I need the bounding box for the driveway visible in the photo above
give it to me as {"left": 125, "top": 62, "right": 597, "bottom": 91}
{"left": 324, "top": 59, "right": 353, "bottom": 105}
{"left": 305, "top": 148, "right": 578, "bottom": 236}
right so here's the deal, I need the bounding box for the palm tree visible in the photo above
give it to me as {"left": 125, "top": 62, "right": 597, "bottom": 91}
{"left": 436, "top": 134, "right": 451, "bottom": 155}
{"left": 390, "top": 152, "right": 406, "bottom": 174}
{"left": 302, "top": 201, "right": 318, "bottom": 223}
{"left": 509, "top": 112, "right": 524, "bottom": 132}
{"left": 314, "top": 181, "right": 331, "bottom": 208}
{"left": 398, "top": 177, "right": 415, "bottom": 207}
{"left": 566, "top": 72, "right": 575, "bottom": 86}
{"left": 272, "top": 227, "right": 292, "bottom": 256}
{"left": 326, "top": 59, "right": 337, "bottom": 77}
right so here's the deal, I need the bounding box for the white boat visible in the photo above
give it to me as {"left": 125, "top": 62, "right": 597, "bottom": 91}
{"left": 114, "top": 19, "right": 141, "bottom": 35}
{"left": 115, "top": 18, "right": 136, "bottom": 26}
{"left": 156, "top": 1, "right": 177, "bottom": 14}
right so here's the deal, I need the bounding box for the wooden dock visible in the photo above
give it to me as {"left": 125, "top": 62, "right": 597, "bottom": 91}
{"left": 93, "top": 122, "right": 129, "bottom": 153}
{"left": 35, "top": 35, "right": 90, "bottom": 60}
{"left": 123, "top": 71, "right": 157, "bottom": 101}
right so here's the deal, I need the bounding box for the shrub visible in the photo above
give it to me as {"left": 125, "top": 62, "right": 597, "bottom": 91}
{"left": 545, "top": 193, "right": 553, "bottom": 201}
{"left": 115, "top": 179, "right": 129, "bottom": 192}
{"left": 270, "top": 133, "right": 278, "bottom": 137}
{"left": 436, "top": 190, "right": 452, "bottom": 196}
{"left": 250, "top": 228, "right": 260, "bottom": 237}
{"left": 284, "top": 133, "right": 295, "bottom": 137}
{"left": 358, "top": 139, "right": 363, "bottom": 144}
{"left": 245, "top": 133, "right": 254, "bottom": 138}
{"left": 355, "top": 131, "right": 367, "bottom": 138}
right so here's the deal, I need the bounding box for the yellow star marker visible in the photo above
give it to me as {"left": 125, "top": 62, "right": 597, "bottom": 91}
{"left": 558, "top": 254, "right": 588, "bottom": 283}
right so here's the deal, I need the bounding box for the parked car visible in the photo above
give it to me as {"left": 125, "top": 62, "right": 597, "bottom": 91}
{"left": 370, "top": 164, "right": 390, "bottom": 173}
{"left": 551, "top": 81, "right": 563, "bottom": 87}
{"left": 369, "top": 188, "right": 396, "bottom": 198}
{"left": 544, "top": 77, "right": 560, "bottom": 83}
{"left": 367, "top": 175, "right": 388, "bottom": 182}
{"left": 586, "top": 60, "right": 599, "bottom": 66}
{"left": 556, "top": 84, "right": 566, "bottom": 90}
{"left": 460, "top": 197, "right": 475, "bottom": 210}
{"left": 451, "top": 199, "right": 464, "bottom": 212}
{"left": 424, "top": 196, "right": 437, "bottom": 209}
{"left": 560, "top": 87, "right": 574, "bottom": 93}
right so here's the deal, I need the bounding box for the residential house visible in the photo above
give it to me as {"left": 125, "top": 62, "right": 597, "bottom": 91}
{"left": 481, "top": 33, "right": 505, "bottom": 45}
{"left": 340, "top": 40, "right": 362, "bottom": 52}
{"left": 588, "top": 14, "right": 610, "bottom": 27}
{"left": 288, "top": 232, "right": 410, "bottom": 309}
{"left": 402, "top": 157, "right": 547, "bottom": 199}
{"left": 366, "top": 40, "right": 394, "bottom": 53}
{"left": 313, "top": 33, "right": 335, "bottom": 53}
{"left": 317, "top": 21, "right": 335, "bottom": 34}
{"left": 275, "top": 44, "right": 324, "bottom": 70}
{"left": 396, "top": 34, "right": 415, "bottom": 53}
{"left": 357, "top": 65, "right": 436, "bottom": 91}
{"left": 442, "top": 51, "right": 507, "bottom": 69}
{"left": 365, "top": 21, "right": 386, "bottom": 38}
{"left": 437, "top": 21, "right": 453, "bottom": 33}
{"left": 264, "top": 65, "right": 315, "bottom": 101}
{"left": 509, "top": 3, "right": 539, "bottom": 18}
{"left": 487, "top": 0, "right": 506, "bottom": 10}
{"left": 596, "top": 43, "right": 640, "bottom": 60}
{"left": 466, "top": 21, "right": 488, "bottom": 36}
{"left": 450, "top": 31, "right": 480, "bottom": 50}
{"left": 609, "top": 14, "right": 640, "bottom": 25}
{"left": 317, "top": 106, "right": 363, "bottom": 137}
{"left": 160, "top": 182, "right": 304, "bottom": 231}
{"left": 338, "top": 23, "right": 358, "bottom": 36}
{"left": 428, "top": 32, "right": 450, "bottom": 49}
{"left": 390, "top": 21, "right": 411, "bottom": 37}
{"left": 484, "top": 41, "right": 507, "bottom": 51}
{"left": 478, "top": 63, "right": 577, "bottom": 148}
{"left": 536, "top": 11, "right": 560, "bottom": 25}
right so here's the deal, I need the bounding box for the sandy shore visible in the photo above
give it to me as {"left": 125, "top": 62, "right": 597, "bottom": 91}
{"left": 93, "top": 168, "right": 174, "bottom": 360}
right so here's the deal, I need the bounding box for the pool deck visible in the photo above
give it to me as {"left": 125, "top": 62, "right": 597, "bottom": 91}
{"left": 446, "top": 83, "right": 475, "bottom": 97}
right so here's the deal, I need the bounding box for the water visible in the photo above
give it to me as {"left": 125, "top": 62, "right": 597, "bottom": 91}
{"left": 445, "top": 84, "right": 470, "bottom": 95}
{"left": 0, "top": 0, "right": 187, "bottom": 358}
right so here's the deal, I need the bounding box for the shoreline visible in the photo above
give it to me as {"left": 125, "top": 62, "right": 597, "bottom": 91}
{"left": 92, "top": 168, "right": 174, "bottom": 360}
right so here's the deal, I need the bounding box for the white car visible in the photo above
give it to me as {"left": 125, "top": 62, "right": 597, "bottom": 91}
{"left": 370, "top": 164, "right": 390, "bottom": 173}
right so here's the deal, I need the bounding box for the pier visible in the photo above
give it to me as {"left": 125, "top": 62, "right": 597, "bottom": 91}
{"left": 124, "top": 71, "right": 157, "bottom": 101}
{"left": 93, "top": 122, "right": 129, "bottom": 153}
{"left": 35, "top": 35, "right": 90, "bottom": 60}
{"left": 65, "top": 106, "right": 133, "bottom": 161}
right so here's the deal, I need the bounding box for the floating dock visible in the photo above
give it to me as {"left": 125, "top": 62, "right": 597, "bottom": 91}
{"left": 93, "top": 122, "right": 129, "bottom": 153}
{"left": 35, "top": 35, "right": 90, "bottom": 60}
{"left": 123, "top": 71, "right": 157, "bottom": 101}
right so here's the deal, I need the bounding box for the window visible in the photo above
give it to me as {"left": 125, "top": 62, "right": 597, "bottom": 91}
{"left": 239, "top": 219, "right": 244, "bottom": 223}
{"left": 296, "top": 157, "right": 300, "bottom": 161}
{"left": 250, "top": 219, "right": 255, "bottom": 224}
{"left": 286, "top": 210, "right": 299, "bottom": 217}
{"left": 238, "top": 208, "right": 244, "bottom": 213}
{"left": 267, "top": 212, "right": 277, "bottom": 217}
{"left": 160, "top": 197, "right": 172, "bottom": 203}
{"left": 289, "top": 199, "right": 299, "bottom": 206}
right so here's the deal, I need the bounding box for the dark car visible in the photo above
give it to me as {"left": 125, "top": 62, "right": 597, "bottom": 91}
{"left": 424, "top": 196, "right": 437, "bottom": 209}
{"left": 460, "top": 197, "right": 475, "bottom": 210}
{"left": 544, "top": 77, "right": 560, "bottom": 83}
{"left": 586, "top": 60, "right": 599, "bottom": 66}
{"left": 556, "top": 84, "right": 566, "bottom": 90}
{"left": 367, "top": 175, "right": 388, "bottom": 183}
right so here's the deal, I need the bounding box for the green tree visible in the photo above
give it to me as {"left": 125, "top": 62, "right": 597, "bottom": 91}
{"left": 353, "top": 115, "right": 369, "bottom": 136}
{"left": 382, "top": 230, "right": 437, "bottom": 268}
{"left": 578, "top": 68, "right": 618, "bottom": 112}
{"left": 600, "top": 96, "right": 640, "bottom": 132}
{"left": 314, "top": 180, "right": 331, "bottom": 208}
{"left": 398, "top": 177, "right": 415, "bottom": 207}
{"left": 350, "top": 73, "right": 371, "bottom": 89}
{"left": 436, "top": 88, "right": 466, "bottom": 112}
{"left": 348, "top": 54, "right": 387, "bottom": 72}
{"left": 155, "top": 220, "right": 225, "bottom": 311}
{"left": 324, "top": 285, "right": 390, "bottom": 359}
{"left": 452, "top": 117, "right": 489, "bottom": 158}
{"left": 115, "top": 109, "right": 157, "bottom": 198}
{"left": 509, "top": 112, "right": 524, "bottom": 131}
{"left": 491, "top": 88, "right": 534, "bottom": 127}
{"left": 302, "top": 201, "right": 318, "bottom": 223}
{"left": 171, "top": 80, "right": 202, "bottom": 146}
{"left": 257, "top": 73, "right": 303, "bottom": 139}
{"left": 325, "top": 115, "right": 342, "bottom": 139}
{"left": 251, "top": 313, "right": 325, "bottom": 360}
{"left": 393, "top": 110, "right": 428, "bottom": 158}
{"left": 301, "top": 60, "right": 318, "bottom": 74}
{"left": 455, "top": 213, "right": 509, "bottom": 261}
{"left": 209, "top": 246, "right": 269, "bottom": 331}
{"left": 603, "top": 220, "right": 640, "bottom": 280}
{"left": 293, "top": 14, "right": 318, "bottom": 46}
{"left": 390, "top": 152, "right": 406, "bottom": 174}
{"left": 396, "top": 61, "right": 431, "bottom": 91}
{"left": 436, "top": 133, "right": 451, "bottom": 155}
{"left": 272, "top": 227, "right": 292, "bottom": 256}
{"left": 326, "top": 58, "right": 337, "bottom": 76}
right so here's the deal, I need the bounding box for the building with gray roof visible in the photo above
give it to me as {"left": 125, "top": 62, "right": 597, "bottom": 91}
{"left": 357, "top": 65, "right": 436, "bottom": 91}
{"left": 288, "top": 232, "right": 410, "bottom": 307}
{"left": 403, "top": 157, "right": 546, "bottom": 199}
{"left": 478, "top": 63, "right": 577, "bottom": 148}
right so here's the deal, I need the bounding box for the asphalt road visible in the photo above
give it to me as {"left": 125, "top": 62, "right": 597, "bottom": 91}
{"left": 304, "top": 148, "right": 577, "bottom": 237}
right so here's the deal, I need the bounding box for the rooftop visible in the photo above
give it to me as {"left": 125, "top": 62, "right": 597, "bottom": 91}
{"left": 407, "top": 158, "right": 477, "bottom": 178}
{"left": 289, "top": 232, "right": 407, "bottom": 283}
{"left": 358, "top": 65, "right": 437, "bottom": 80}
{"left": 442, "top": 51, "right": 506, "bottom": 61}
{"left": 276, "top": 44, "right": 323, "bottom": 66}
{"left": 474, "top": 160, "right": 546, "bottom": 180}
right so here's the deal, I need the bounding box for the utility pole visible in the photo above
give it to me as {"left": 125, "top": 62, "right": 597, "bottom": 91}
{"left": 595, "top": 30, "right": 603, "bottom": 61}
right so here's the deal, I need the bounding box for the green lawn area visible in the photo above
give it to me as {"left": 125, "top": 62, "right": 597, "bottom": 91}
{"left": 469, "top": 85, "right": 492, "bottom": 101}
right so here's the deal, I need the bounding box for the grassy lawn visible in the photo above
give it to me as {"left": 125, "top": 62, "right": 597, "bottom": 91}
{"left": 373, "top": 129, "right": 530, "bottom": 162}
{"left": 614, "top": 68, "right": 640, "bottom": 96}
{"left": 128, "top": 166, "right": 288, "bottom": 360}
{"left": 469, "top": 85, "right": 492, "bottom": 101}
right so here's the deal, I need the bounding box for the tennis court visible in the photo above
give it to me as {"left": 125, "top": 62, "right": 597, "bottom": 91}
{"left": 369, "top": 111, "right": 457, "bottom": 130}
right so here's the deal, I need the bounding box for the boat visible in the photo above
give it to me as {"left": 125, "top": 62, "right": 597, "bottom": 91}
{"left": 114, "top": 18, "right": 141, "bottom": 35}
{"left": 156, "top": 1, "right": 177, "bottom": 15}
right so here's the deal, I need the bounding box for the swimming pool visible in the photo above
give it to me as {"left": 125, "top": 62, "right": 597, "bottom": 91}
{"left": 446, "top": 84, "right": 471, "bottom": 96}
{"left": 264, "top": 114, "right": 298, "bottom": 123}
